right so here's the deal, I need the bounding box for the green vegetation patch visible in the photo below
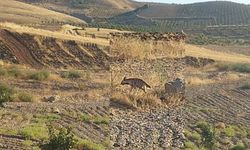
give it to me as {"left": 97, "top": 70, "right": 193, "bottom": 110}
{"left": 29, "top": 70, "right": 50, "bottom": 81}
{"left": 42, "top": 127, "right": 77, "bottom": 150}
{"left": 223, "top": 126, "right": 236, "bottom": 137}
{"left": 216, "top": 63, "right": 250, "bottom": 73}
{"left": 81, "top": 113, "right": 109, "bottom": 125}
{"left": 0, "top": 128, "right": 19, "bottom": 135}
{"left": 33, "top": 114, "right": 61, "bottom": 124}
{"left": 19, "top": 123, "right": 48, "bottom": 140}
{"left": 7, "top": 66, "right": 23, "bottom": 78}
{"left": 18, "top": 92, "right": 35, "bottom": 102}
{"left": 61, "top": 70, "right": 82, "bottom": 79}
{"left": 0, "top": 83, "right": 15, "bottom": 105}
{"left": 230, "top": 142, "right": 248, "bottom": 150}
{"left": 93, "top": 117, "right": 110, "bottom": 125}
{"left": 77, "top": 139, "right": 105, "bottom": 150}
{"left": 22, "top": 140, "right": 33, "bottom": 147}
{"left": 185, "top": 141, "right": 199, "bottom": 149}
{"left": 19, "top": 114, "right": 60, "bottom": 141}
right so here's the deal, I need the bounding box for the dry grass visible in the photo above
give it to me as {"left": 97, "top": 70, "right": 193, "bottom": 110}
{"left": 111, "top": 37, "right": 185, "bottom": 59}
{"left": 110, "top": 91, "right": 162, "bottom": 109}
{"left": 84, "top": 89, "right": 108, "bottom": 101}
{"left": 185, "top": 44, "right": 250, "bottom": 63}
{"left": 186, "top": 72, "right": 240, "bottom": 85}
{"left": 0, "top": 22, "right": 109, "bottom": 46}
{"left": 0, "top": 0, "right": 85, "bottom": 25}
{"left": 186, "top": 77, "right": 215, "bottom": 85}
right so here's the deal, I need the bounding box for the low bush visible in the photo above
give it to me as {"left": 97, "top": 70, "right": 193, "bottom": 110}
{"left": 223, "top": 126, "right": 236, "bottom": 137}
{"left": 30, "top": 70, "right": 50, "bottom": 81}
{"left": 0, "top": 83, "right": 15, "bottom": 105}
{"left": 61, "top": 70, "right": 82, "bottom": 79}
{"left": 7, "top": 67, "right": 23, "bottom": 77}
{"left": 18, "top": 92, "right": 35, "bottom": 102}
{"left": 196, "top": 121, "right": 216, "bottom": 150}
{"left": 42, "top": 127, "right": 77, "bottom": 150}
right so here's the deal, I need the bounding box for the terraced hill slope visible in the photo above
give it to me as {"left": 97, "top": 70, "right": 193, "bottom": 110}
{"left": 0, "top": 0, "right": 86, "bottom": 26}
{"left": 110, "top": 1, "right": 250, "bottom": 29}
{"left": 0, "top": 28, "right": 110, "bottom": 69}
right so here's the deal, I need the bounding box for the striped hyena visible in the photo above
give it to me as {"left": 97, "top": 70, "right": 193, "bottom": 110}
{"left": 121, "top": 77, "right": 151, "bottom": 92}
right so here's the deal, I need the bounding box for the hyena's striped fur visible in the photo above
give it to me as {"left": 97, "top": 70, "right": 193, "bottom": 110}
{"left": 121, "top": 77, "right": 151, "bottom": 92}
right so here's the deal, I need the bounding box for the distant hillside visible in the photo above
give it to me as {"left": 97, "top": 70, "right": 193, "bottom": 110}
{"left": 17, "top": 0, "right": 143, "bottom": 21}
{"left": 110, "top": 1, "right": 250, "bottom": 29}
{"left": 0, "top": 0, "right": 86, "bottom": 26}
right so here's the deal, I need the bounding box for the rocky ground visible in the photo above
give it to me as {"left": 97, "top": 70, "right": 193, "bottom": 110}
{"left": 110, "top": 107, "right": 185, "bottom": 150}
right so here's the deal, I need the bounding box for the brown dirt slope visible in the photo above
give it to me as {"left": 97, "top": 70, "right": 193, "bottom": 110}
{"left": 0, "top": 0, "right": 86, "bottom": 25}
{"left": 0, "top": 29, "right": 110, "bottom": 69}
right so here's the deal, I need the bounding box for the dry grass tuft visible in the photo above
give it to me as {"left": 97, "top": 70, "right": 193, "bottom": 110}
{"left": 110, "top": 91, "right": 162, "bottom": 109}
{"left": 110, "top": 92, "right": 134, "bottom": 109}
{"left": 186, "top": 77, "right": 214, "bottom": 85}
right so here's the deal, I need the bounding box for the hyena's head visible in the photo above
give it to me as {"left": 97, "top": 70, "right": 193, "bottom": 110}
{"left": 121, "top": 76, "right": 127, "bottom": 85}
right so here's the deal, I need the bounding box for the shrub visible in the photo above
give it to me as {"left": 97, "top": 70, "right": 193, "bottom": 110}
{"left": 18, "top": 92, "right": 34, "bottom": 102}
{"left": 30, "top": 70, "right": 50, "bottom": 81}
{"left": 0, "top": 83, "right": 15, "bottom": 106}
{"left": 196, "top": 121, "right": 216, "bottom": 150}
{"left": 190, "top": 131, "right": 202, "bottom": 142}
{"left": 223, "top": 126, "right": 236, "bottom": 137}
{"left": 61, "top": 70, "right": 82, "bottom": 79}
{"left": 7, "top": 67, "right": 23, "bottom": 77}
{"left": 42, "top": 127, "right": 77, "bottom": 150}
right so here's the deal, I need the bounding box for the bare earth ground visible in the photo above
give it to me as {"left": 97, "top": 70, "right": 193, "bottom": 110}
{"left": 0, "top": 69, "right": 110, "bottom": 149}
